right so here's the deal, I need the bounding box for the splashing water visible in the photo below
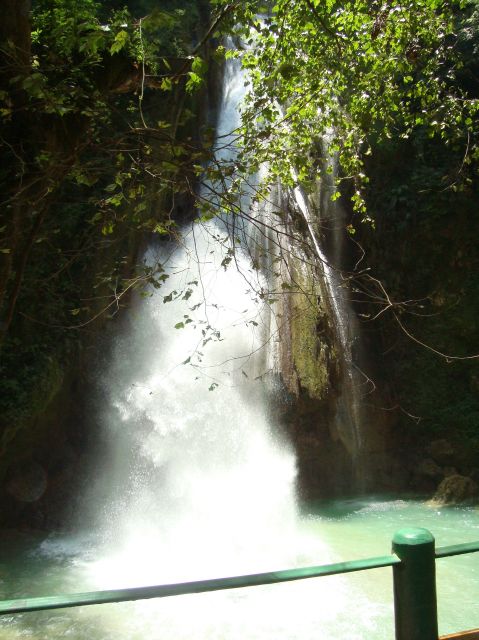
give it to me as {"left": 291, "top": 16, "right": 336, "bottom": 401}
{"left": 88, "top": 221, "right": 303, "bottom": 585}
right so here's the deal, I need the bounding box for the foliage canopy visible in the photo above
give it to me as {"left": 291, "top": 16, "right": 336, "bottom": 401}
{"left": 208, "top": 0, "right": 478, "bottom": 217}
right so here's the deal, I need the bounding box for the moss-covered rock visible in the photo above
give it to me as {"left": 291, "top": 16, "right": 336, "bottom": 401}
{"left": 430, "top": 474, "right": 478, "bottom": 506}
{"left": 280, "top": 256, "right": 336, "bottom": 401}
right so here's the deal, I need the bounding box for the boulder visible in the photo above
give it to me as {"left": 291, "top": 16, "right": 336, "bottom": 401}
{"left": 443, "top": 466, "right": 458, "bottom": 477}
{"left": 426, "top": 439, "right": 455, "bottom": 466}
{"left": 430, "top": 474, "right": 478, "bottom": 506}
{"left": 417, "top": 458, "right": 443, "bottom": 480}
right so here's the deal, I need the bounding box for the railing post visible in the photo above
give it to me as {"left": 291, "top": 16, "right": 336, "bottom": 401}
{"left": 392, "top": 528, "right": 438, "bottom": 640}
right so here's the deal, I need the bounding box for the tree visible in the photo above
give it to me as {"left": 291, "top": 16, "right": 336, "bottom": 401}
{"left": 206, "top": 0, "right": 477, "bottom": 215}
{"left": 0, "top": 0, "right": 216, "bottom": 341}
{"left": 0, "top": 0, "right": 217, "bottom": 452}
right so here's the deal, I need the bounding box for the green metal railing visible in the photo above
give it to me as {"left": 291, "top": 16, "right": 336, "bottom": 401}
{"left": 0, "top": 527, "right": 478, "bottom": 640}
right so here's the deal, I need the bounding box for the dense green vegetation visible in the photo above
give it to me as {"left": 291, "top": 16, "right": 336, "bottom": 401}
{"left": 362, "top": 122, "right": 479, "bottom": 451}
{"left": 209, "top": 0, "right": 478, "bottom": 212}
{"left": 0, "top": 0, "right": 214, "bottom": 471}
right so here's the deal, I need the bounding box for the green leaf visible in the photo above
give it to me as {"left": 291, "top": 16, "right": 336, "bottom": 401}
{"left": 186, "top": 71, "right": 203, "bottom": 93}
{"left": 101, "top": 223, "right": 114, "bottom": 235}
{"left": 192, "top": 56, "right": 207, "bottom": 75}
{"left": 75, "top": 172, "right": 98, "bottom": 186}
{"left": 110, "top": 30, "right": 129, "bottom": 55}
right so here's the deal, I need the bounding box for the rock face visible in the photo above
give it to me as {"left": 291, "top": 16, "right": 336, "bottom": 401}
{"left": 6, "top": 462, "right": 47, "bottom": 503}
{"left": 417, "top": 458, "right": 444, "bottom": 481}
{"left": 430, "top": 474, "right": 478, "bottom": 506}
{"left": 426, "top": 440, "right": 456, "bottom": 467}
{"left": 270, "top": 182, "right": 403, "bottom": 498}
{"left": 413, "top": 437, "right": 479, "bottom": 497}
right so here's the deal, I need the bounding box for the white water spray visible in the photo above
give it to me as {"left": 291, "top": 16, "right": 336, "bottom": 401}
{"left": 89, "top": 222, "right": 302, "bottom": 585}
{"left": 86, "top": 45, "right": 301, "bottom": 575}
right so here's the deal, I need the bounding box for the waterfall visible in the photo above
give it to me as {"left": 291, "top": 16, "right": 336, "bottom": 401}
{"left": 69, "top": 46, "right": 371, "bottom": 639}
{"left": 83, "top": 41, "right": 325, "bottom": 584}
{"left": 89, "top": 223, "right": 299, "bottom": 579}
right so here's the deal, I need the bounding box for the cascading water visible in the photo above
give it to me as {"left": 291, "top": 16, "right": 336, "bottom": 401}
{"left": 77, "top": 46, "right": 391, "bottom": 639}
{"left": 63, "top": 44, "right": 360, "bottom": 636}
{"left": 84, "top": 46, "right": 308, "bottom": 577}
{"left": 87, "top": 223, "right": 302, "bottom": 585}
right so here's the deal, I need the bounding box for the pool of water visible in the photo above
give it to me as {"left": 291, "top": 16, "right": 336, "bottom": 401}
{"left": 0, "top": 497, "right": 478, "bottom": 640}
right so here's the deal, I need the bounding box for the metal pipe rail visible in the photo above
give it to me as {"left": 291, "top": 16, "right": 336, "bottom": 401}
{"left": 0, "top": 553, "right": 400, "bottom": 615}
{"left": 0, "top": 528, "right": 478, "bottom": 640}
